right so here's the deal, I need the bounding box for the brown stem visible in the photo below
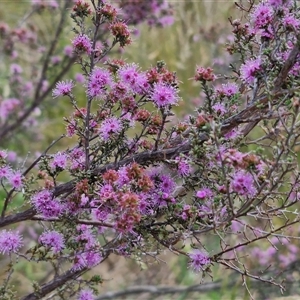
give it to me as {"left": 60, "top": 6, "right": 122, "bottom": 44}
{"left": 21, "top": 268, "right": 86, "bottom": 300}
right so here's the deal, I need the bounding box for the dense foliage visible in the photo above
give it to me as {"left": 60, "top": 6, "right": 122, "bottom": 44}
{"left": 1, "top": 0, "right": 300, "bottom": 299}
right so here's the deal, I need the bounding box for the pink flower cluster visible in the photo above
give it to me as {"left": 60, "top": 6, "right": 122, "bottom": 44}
{"left": 72, "top": 34, "right": 92, "bottom": 55}
{"left": 188, "top": 249, "right": 211, "bottom": 272}
{"left": 240, "top": 58, "right": 262, "bottom": 85}
{"left": 39, "top": 231, "right": 65, "bottom": 253}
{"left": 0, "top": 165, "right": 23, "bottom": 189}
{"left": 0, "top": 230, "right": 23, "bottom": 254}
{"left": 87, "top": 67, "right": 113, "bottom": 98}
{"left": 99, "top": 117, "right": 122, "bottom": 141}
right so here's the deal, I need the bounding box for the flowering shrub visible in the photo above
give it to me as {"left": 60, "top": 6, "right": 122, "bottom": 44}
{"left": 1, "top": 0, "right": 300, "bottom": 299}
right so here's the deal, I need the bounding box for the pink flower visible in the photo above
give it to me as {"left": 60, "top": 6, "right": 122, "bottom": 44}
{"left": 87, "top": 67, "right": 113, "bottom": 98}
{"left": 48, "top": 0, "right": 58, "bottom": 9}
{"left": 176, "top": 156, "right": 192, "bottom": 176}
{"left": 120, "top": 0, "right": 174, "bottom": 27}
{"left": 212, "top": 102, "right": 227, "bottom": 115}
{"left": 196, "top": 188, "right": 213, "bottom": 199}
{"left": 151, "top": 82, "right": 179, "bottom": 107}
{"left": 66, "top": 119, "right": 77, "bottom": 137}
{"left": 7, "top": 171, "right": 23, "bottom": 189}
{"left": 52, "top": 80, "right": 74, "bottom": 98}
{"left": 42, "top": 80, "right": 49, "bottom": 92}
{"left": 268, "top": 0, "right": 284, "bottom": 8}
{"left": 69, "top": 148, "right": 85, "bottom": 170}
{"left": 0, "top": 230, "right": 23, "bottom": 254}
{"left": 32, "top": 190, "right": 64, "bottom": 218}
{"left": 10, "top": 63, "right": 23, "bottom": 74}
{"left": 118, "top": 63, "right": 140, "bottom": 85}
{"left": 51, "top": 55, "right": 61, "bottom": 65}
{"left": 78, "top": 289, "right": 95, "bottom": 300}
{"left": 231, "top": 170, "right": 256, "bottom": 197}
{"left": 224, "top": 128, "right": 240, "bottom": 140}
{"left": 0, "top": 150, "right": 7, "bottom": 159}
{"left": 39, "top": 231, "right": 65, "bottom": 253}
{"left": 0, "top": 98, "right": 21, "bottom": 122}
{"left": 283, "top": 14, "right": 300, "bottom": 30}
{"left": 76, "top": 225, "right": 98, "bottom": 250}
{"left": 0, "top": 166, "right": 12, "bottom": 179}
{"left": 99, "top": 117, "right": 122, "bottom": 140}
{"left": 116, "top": 166, "right": 130, "bottom": 187}
{"left": 80, "top": 194, "right": 89, "bottom": 207}
{"left": 117, "top": 63, "right": 149, "bottom": 93}
{"left": 72, "top": 34, "right": 92, "bottom": 54}
{"left": 240, "top": 58, "right": 262, "bottom": 85}
{"left": 188, "top": 249, "right": 210, "bottom": 272}
{"left": 251, "top": 3, "right": 273, "bottom": 30}
{"left": 217, "top": 82, "right": 239, "bottom": 97}
{"left": 75, "top": 73, "right": 85, "bottom": 83}
{"left": 159, "top": 15, "right": 175, "bottom": 27}
{"left": 259, "top": 24, "right": 275, "bottom": 39}
{"left": 22, "top": 81, "right": 34, "bottom": 96}
{"left": 73, "top": 251, "right": 101, "bottom": 270}
{"left": 64, "top": 45, "right": 73, "bottom": 57}
{"left": 50, "top": 152, "right": 68, "bottom": 170}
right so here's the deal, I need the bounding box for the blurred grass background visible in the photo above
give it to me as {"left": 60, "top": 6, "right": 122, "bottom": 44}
{"left": 3, "top": 1, "right": 295, "bottom": 299}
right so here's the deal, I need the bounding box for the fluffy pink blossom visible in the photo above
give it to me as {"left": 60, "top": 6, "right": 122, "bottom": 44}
{"left": 196, "top": 188, "right": 213, "bottom": 199}
{"left": 52, "top": 80, "right": 74, "bottom": 98}
{"left": 251, "top": 3, "right": 273, "bottom": 29}
{"left": 240, "top": 58, "right": 262, "bottom": 85}
{"left": 69, "top": 148, "right": 85, "bottom": 170}
{"left": 0, "top": 98, "right": 21, "bottom": 122}
{"left": 176, "top": 156, "right": 192, "bottom": 176}
{"left": 189, "top": 249, "right": 210, "bottom": 272}
{"left": 0, "top": 230, "right": 23, "bottom": 254}
{"left": 32, "top": 190, "right": 64, "bottom": 218}
{"left": 231, "top": 170, "right": 257, "bottom": 197}
{"left": 10, "top": 63, "right": 23, "bottom": 74}
{"left": 224, "top": 128, "right": 240, "bottom": 140}
{"left": 48, "top": 0, "right": 58, "bottom": 9}
{"left": 212, "top": 102, "right": 227, "bottom": 115}
{"left": 151, "top": 82, "right": 179, "bottom": 107}
{"left": 72, "top": 34, "right": 92, "bottom": 54}
{"left": 73, "top": 251, "right": 102, "bottom": 270}
{"left": 120, "top": 0, "right": 174, "bottom": 27}
{"left": 50, "top": 152, "right": 68, "bottom": 170}
{"left": 51, "top": 55, "right": 61, "bottom": 65}
{"left": 283, "top": 14, "right": 300, "bottom": 30}
{"left": 39, "top": 231, "right": 65, "bottom": 253}
{"left": 217, "top": 82, "right": 239, "bottom": 97}
{"left": 117, "top": 63, "right": 149, "bottom": 93}
{"left": 78, "top": 289, "right": 95, "bottom": 300}
{"left": 99, "top": 117, "right": 122, "bottom": 140}
{"left": 22, "top": 81, "right": 34, "bottom": 96}
{"left": 268, "top": 0, "right": 285, "bottom": 8}
{"left": 87, "top": 67, "right": 113, "bottom": 98}
{"left": 64, "top": 45, "right": 73, "bottom": 57}
{"left": 0, "top": 150, "right": 7, "bottom": 159}
{"left": 75, "top": 73, "right": 85, "bottom": 83}
{"left": 0, "top": 166, "right": 12, "bottom": 179}
{"left": 7, "top": 171, "right": 23, "bottom": 189}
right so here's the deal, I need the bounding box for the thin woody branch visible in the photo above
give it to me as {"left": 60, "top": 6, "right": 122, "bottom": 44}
{"left": 21, "top": 268, "right": 87, "bottom": 300}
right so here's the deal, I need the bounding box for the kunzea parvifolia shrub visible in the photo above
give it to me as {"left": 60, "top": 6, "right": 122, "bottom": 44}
{"left": 1, "top": 0, "right": 300, "bottom": 299}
